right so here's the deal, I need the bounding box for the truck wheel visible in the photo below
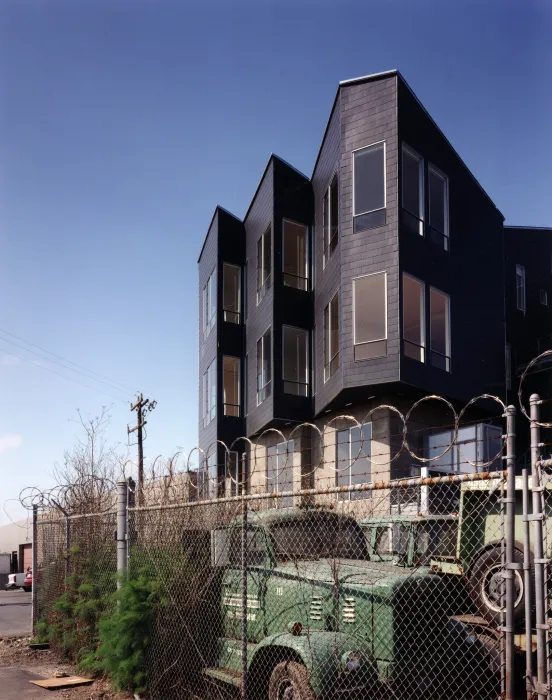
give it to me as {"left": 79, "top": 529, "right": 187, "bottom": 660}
{"left": 268, "top": 661, "right": 317, "bottom": 700}
{"left": 469, "top": 547, "right": 529, "bottom": 629}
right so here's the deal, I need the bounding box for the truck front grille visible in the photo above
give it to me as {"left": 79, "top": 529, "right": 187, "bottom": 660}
{"left": 343, "top": 597, "right": 356, "bottom": 624}
{"left": 310, "top": 596, "right": 323, "bottom": 621}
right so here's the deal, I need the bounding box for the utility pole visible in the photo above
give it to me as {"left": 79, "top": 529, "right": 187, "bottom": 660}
{"left": 128, "top": 393, "right": 156, "bottom": 505}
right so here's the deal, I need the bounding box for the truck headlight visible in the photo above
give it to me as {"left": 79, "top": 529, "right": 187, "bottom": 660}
{"left": 341, "top": 651, "right": 362, "bottom": 673}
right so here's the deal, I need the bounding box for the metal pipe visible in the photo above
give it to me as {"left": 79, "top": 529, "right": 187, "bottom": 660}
{"left": 65, "top": 518, "right": 71, "bottom": 577}
{"left": 241, "top": 496, "right": 248, "bottom": 700}
{"left": 31, "top": 504, "right": 38, "bottom": 637}
{"left": 116, "top": 480, "right": 128, "bottom": 589}
{"left": 530, "top": 394, "right": 547, "bottom": 700}
{"left": 505, "top": 405, "right": 516, "bottom": 700}
{"left": 522, "top": 468, "right": 533, "bottom": 698}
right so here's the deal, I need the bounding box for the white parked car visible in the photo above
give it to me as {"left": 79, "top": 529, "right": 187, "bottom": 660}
{"left": 5, "top": 573, "right": 27, "bottom": 590}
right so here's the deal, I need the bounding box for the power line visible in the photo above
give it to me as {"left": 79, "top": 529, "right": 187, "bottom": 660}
{"left": 0, "top": 326, "right": 136, "bottom": 394}
{"left": 0, "top": 346, "right": 129, "bottom": 404}
{"left": 0, "top": 331, "right": 135, "bottom": 396}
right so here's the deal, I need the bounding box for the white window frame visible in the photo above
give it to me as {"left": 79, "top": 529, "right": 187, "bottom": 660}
{"left": 282, "top": 219, "right": 309, "bottom": 291}
{"left": 336, "top": 423, "right": 372, "bottom": 501}
{"left": 516, "top": 264, "right": 526, "bottom": 313}
{"left": 402, "top": 143, "right": 424, "bottom": 235}
{"left": 323, "top": 173, "right": 339, "bottom": 268}
{"left": 429, "top": 286, "right": 451, "bottom": 372}
{"left": 202, "top": 359, "right": 217, "bottom": 427}
{"left": 222, "top": 263, "right": 241, "bottom": 324}
{"left": 222, "top": 355, "right": 240, "bottom": 417}
{"left": 402, "top": 272, "right": 425, "bottom": 362}
{"left": 352, "top": 271, "right": 388, "bottom": 356}
{"left": 282, "top": 325, "right": 309, "bottom": 396}
{"left": 202, "top": 267, "right": 217, "bottom": 339}
{"left": 428, "top": 163, "right": 450, "bottom": 248}
{"left": 256, "top": 326, "right": 272, "bottom": 406}
{"left": 352, "top": 140, "right": 387, "bottom": 217}
{"left": 266, "top": 439, "right": 294, "bottom": 507}
{"left": 257, "top": 224, "right": 272, "bottom": 305}
{"left": 323, "top": 290, "right": 340, "bottom": 383}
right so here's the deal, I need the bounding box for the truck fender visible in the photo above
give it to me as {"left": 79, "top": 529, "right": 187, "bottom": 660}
{"left": 248, "top": 631, "right": 375, "bottom": 696}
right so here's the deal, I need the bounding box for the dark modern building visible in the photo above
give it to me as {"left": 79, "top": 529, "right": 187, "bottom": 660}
{"left": 197, "top": 70, "right": 551, "bottom": 504}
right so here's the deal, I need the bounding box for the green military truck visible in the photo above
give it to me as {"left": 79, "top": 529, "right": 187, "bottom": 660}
{"left": 204, "top": 507, "right": 499, "bottom": 699}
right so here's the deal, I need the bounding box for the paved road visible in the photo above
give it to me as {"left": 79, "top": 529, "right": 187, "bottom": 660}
{"left": 0, "top": 666, "right": 51, "bottom": 698}
{"left": 0, "top": 590, "right": 32, "bottom": 637}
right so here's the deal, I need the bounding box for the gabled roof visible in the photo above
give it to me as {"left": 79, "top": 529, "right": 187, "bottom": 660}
{"left": 197, "top": 205, "right": 242, "bottom": 264}
{"left": 312, "top": 69, "right": 504, "bottom": 219}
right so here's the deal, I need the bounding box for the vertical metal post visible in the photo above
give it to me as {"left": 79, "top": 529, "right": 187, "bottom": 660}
{"left": 505, "top": 405, "right": 516, "bottom": 700}
{"left": 31, "top": 504, "right": 38, "bottom": 636}
{"left": 65, "top": 518, "right": 71, "bottom": 577}
{"left": 531, "top": 394, "right": 548, "bottom": 700}
{"left": 522, "top": 468, "right": 533, "bottom": 698}
{"left": 241, "top": 486, "right": 248, "bottom": 699}
{"left": 116, "top": 480, "right": 128, "bottom": 589}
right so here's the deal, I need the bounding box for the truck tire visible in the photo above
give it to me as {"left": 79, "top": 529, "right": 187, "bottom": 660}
{"left": 268, "top": 661, "right": 317, "bottom": 700}
{"left": 469, "top": 547, "right": 529, "bottom": 629}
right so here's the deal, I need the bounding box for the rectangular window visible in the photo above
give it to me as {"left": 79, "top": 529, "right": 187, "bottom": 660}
{"left": 243, "top": 262, "right": 248, "bottom": 321}
{"left": 323, "top": 174, "right": 339, "bottom": 265}
{"left": 223, "top": 356, "right": 240, "bottom": 417}
{"left": 540, "top": 289, "right": 548, "bottom": 307}
{"left": 324, "top": 292, "right": 339, "bottom": 381}
{"left": 402, "top": 144, "right": 424, "bottom": 235}
{"left": 430, "top": 288, "right": 451, "bottom": 371}
{"left": 505, "top": 343, "right": 512, "bottom": 391}
{"left": 267, "top": 440, "right": 294, "bottom": 507}
{"left": 336, "top": 424, "right": 372, "bottom": 500}
{"left": 202, "top": 268, "right": 217, "bottom": 338}
{"left": 223, "top": 263, "right": 241, "bottom": 324}
{"left": 428, "top": 164, "right": 449, "bottom": 250}
{"left": 257, "top": 224, "right": 272, "bottom": 303}
{"left": 202, "top": 359, "right": 216, "bottom": 427}
{"left": 403, "top": 273, "right": 425, "bottom": 362}
{"left": 244, "top": 355, "right": 248, "bottom": 416}
{"left": 353, "top": 142, "right": 386, "bottom": 233}
{"left": 516, "top": 264, "right": 526, "bottom": 312}
{"left": 353, "top": 272, "right": 387, "bottom": 361}
{"left": 283, "top": 326, "right": 308, "bottom": 396}
{"left": 283, "top": 220, "right": 308, "bottom": 291}
{"left": 257, "top": 328, "right": 272, "bottom": 405}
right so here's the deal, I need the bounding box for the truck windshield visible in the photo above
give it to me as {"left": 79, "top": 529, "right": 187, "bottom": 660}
{"left": 270, "top": 518, "right": 368, "bottom": 562}
{"left": 414, "top": 519, "right": 457, "bottom": 563}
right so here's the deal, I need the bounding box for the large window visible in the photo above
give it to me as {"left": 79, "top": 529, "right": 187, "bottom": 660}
{"left": 353, "top": 142, "right": 386, "bottom": 233}
{"left": 223, "top": 356, "right": 240, "bottom": 417}
{"left": 336, "top": 424, "right": 372, "bottom": 500}
{"left": 428, "top": 164, "right": 449, "bottom": 250}
{"left": 244, "top": 262, "right": 248, "bottom": 321}
{"left": 402, "top": 144, "right": 424, "bottom": 235}
{"left": 516, "top": 264, "right": 526, "bottom": 312}
{"left": 541, "top": 290, "right": 548, "bottom": 307}
{"left": 426, "top": 424, "right": 502, "bottom": 473}
{"left": 202, "top": 268, "right": 217, "bottom": 338}
{"left": 353, "top": 272, "right": 387, "bottom": 361}
{"left": 257, "top": 224, "right": 272, "bottom": 303}
{"left": 403, "top": 273, "right": 425, "bottom": 362}
{"left": 283, "top": 326, "right": 308, "bottom": 396}
{"left": 267, "top": 440, "right": 294, "bottom": 507}
{"left": 244, "top": 355, "right": 248, "bottom": 416}
{"left": 257, "top": 328, "right": 272, "bottom": 405}
{"left": 283, "top": 220, "right": 308, "bottom": 291}
{"left": 505, "top": 343, "right": 512, "bottom": 391}
{"left": 323, "top": 174, "right": 339, "bottom": 265}
{"left": 202, "top": 359, "right": 216, "bottom": 427}
{"left": 324, "top": 292, "right": 339, "bottom": 381}
{"left": 223, "top": 263, "right": 241, "bottom": 324}
{"left": 430, "top": 288, "right": 450, "bottom": 371}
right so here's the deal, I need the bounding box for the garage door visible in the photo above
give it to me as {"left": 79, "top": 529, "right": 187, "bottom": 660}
{"left": 21, "top": 544, "right": 32, "bottom": 571}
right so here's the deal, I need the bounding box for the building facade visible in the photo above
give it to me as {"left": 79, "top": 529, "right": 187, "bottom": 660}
{"left": 197, "top": 70, "right": 551, "bottom": 509}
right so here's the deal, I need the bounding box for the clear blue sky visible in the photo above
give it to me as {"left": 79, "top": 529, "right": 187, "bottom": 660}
{"left": 0, "top": 0, "right": 550, "bottom": 524}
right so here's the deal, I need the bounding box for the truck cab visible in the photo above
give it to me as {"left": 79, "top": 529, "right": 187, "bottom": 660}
{"left": 204, "top": 507, "right": 498, "bottom": 699}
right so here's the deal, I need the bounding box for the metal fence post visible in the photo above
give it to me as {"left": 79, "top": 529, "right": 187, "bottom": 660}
{"left": 530, "top": 394, "right": 548, "bottom": 700}
{"left": 65, "top": 518, "right": 71, "bottom": 577}
{"left": 117, "top": 480, "right": 128, "bottom": 589}
{"left": 504, "top": 405, "right": 516, "bottom": 700}
{"left": 522, "top": 468, "right": 533, "bottom": 698}
{"left": 31, "top": 504, "right": 38, "bottom": 637}
{"left": 241, "top": 496, "right": 248, "bottom": 700}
